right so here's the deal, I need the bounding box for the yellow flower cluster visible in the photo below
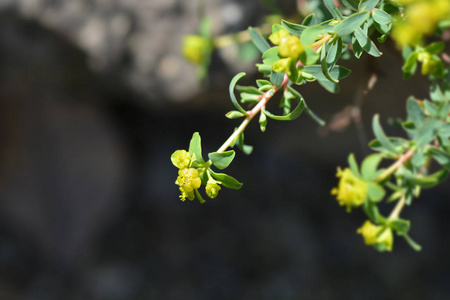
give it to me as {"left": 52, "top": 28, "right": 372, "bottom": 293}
{"left": 357, "top": 220, "right": 394, "bottom": 252}
{"left": 176, "top": 168, "right": 202, "bottom": 201}
{"left": 182, "top": 35, "right": 211, "bottom": 65}
{"left": 331, "top": 168, "right": 368, "bottom": 212}
{"left": 391, "top": 0, "right": 450, "bottom": 47}
{"left": 269, "top": 28, "right": 305, "bottom": 75}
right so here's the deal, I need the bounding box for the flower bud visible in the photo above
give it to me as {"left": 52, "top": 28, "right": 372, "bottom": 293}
{"left": 357, "top": 220, "right": 394, "bottom": 252}
{"left": 182, "top": 35, "right": 211, "bottom": 65}
{"left": 331, "top": 168, "right": 368, "bottom": 212}
{"left": 205, "top": 183, "right": 221, "bottom": 198}
{"left": 171, "top": 150, "right": 191, "bottom": 169}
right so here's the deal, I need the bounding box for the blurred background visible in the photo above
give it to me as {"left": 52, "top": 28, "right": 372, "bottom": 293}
{"left": 0, "top": 0, "right": 449, "bottom": 299}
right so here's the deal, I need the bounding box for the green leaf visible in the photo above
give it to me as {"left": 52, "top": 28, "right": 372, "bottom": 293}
{"left": 320, "top": 46, "right": 339, "bottom": 83}
{"left": 256, "top": 79, "right": 272, "bottom": 88}
{"left": 229, "top": 72, "right": 249, "bottom": 115}
{"left": 194, "top": 189, "right": 206, "bottom": 204}
{"left": 262, "top": 47, "right": 281, "bottom": 66}
{"left": 208, "top": 150, "right": 236, "bottom": 170}
{"left": 352, "top": 35, "right": 364, "bottom": 58}
{"left": 265, "top": 89, "right": 305, "bottom": 120}
{"left": 236, "top": 85, "right": 263, "bottom": 94}
{"left": 304, "top": 102, "right": 326, "bottom": 125}
{"left": 324, "top": 0, "right": 343, "bottom": 20}
{"left": 210, "top": 170, "right": 243, "bottom": 189}
{"left": 403, "top": 168, "right": 448, "bottom": 188}
{"left": 389, "top": 219, "right": 410, "bottom": 235}
{"left": 270, "top": 71, "right": 285, "bottom": 88}
{"left": 402, "top": 52, "right": 418, "bottom": 79}
{"left": 189, "top": 132, "right": 203, "bottom": 164}
{"left": 334, "top": 11, "right": 370, "bottom": 37}
{"left": 299, "top": 46, "right": 320, "bottom": 65}
{"left": 348, "top": 153, "right": 361, "bottom": 177}
{"left": 415, "top": 119, "right": 442, "bottom": 147}
{"left": 259, "top": 111, "right": 267, "bottom": 132}
{"left": 367, "top": 181, "right": 386, "bottom": 202}
{"left": 317, "top": 79, "right": 340, "bottom": 93}
{"left": 371, "top": 9, "right": 392, "bottom": 25}
{"left": 406, "top": 97, "right": 425, "bottom": 127}
{"left": 300, "top": 25, "right": 325, "bottom": 46}
{"left": 342, "top": 0, "right": 360, "bottom": 11}
{"left": 369, "top": 137, "right": 410, "bottom": 155}
{"left": 303, "top": 65, "right": 351, "bottom": 81}
{"left": 372, "top": 115, "right": 398, "bottom": 154}
{"left": 359, "top": 0, "right": 380, "bottom": 12}
{"left": 363, "top": 200, "right": 381, "bottom": 223}
{"left": 428, "top": 147, "right": 450, "bottom": 170}
{"left": 326, "top": 37, "right": 343, "bottom": 70}
{"left": 424, "top": 41, "right": 445, "bottom": 55}
{"left": 248, "top": 27, "right": 270, "bottom": 54}
{"left": 302, "top": 14, "right": 318, "bottom": 26}
{"left": 403, "top": 233, "right": 422, "bottom": 251}
{"left": 233, "top": 130, "right": 253, "bottom": 155}
{"left": 226, "top": 111, "right": 246, "bottom": 119}
{"left": 281, "top": 20, "right": 307, "bottom": 36}
{"left": 354, "top": 27, "right": 382, "bottom": 57}
{"left": 361, "top": 153, "right": 384, "bottom": 180}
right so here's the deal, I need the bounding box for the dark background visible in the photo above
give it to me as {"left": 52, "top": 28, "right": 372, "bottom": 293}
{"left": 0, "top": 1, "right": 449, "bottom": 299}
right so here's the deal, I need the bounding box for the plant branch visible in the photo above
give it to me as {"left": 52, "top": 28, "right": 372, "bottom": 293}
{"left": 375, "top": 149, "right": 415, "bottom": 182}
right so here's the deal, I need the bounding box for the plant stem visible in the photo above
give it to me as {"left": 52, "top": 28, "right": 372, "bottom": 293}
{"left": 310, "top": 34, "right": 332, "bottom": 49}
{"left": 375, "top": 149, "right": 415, "bottom": 182}
{"left": 217, "top": 74, "right": 289, "bottom": 153}
{"left": 388, "top": 193, "right": 406, "bottom": 220}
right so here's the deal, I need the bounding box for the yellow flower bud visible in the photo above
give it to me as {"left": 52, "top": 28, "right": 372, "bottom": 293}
{"left": 331, "top": 168, "right": 368, "bottom": 212}
{"left": 279, "top": 35, "right": 304, "bottom": 59}
{"left": 357, "top": 221, "right": 394, "bottom": 252}
{"left": 272, "top": 57, "right": 293, "bottom": 75}
{"left": 182, "top": 35, "right": 211, "bottom": 65}
{"left": 171, "top": 150, "right": 191, "bottom": 169}
{"left": 205, "top": 182, "right": 221, "bottom": 199}
{"left": 268, "top": 28, "right": 290, "bottom": 45}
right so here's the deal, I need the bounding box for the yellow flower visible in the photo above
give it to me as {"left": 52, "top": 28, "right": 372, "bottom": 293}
{"left": 268, "top": 28, "right": 291, "bottom": 45}
{"left": 176, "top": 168, "right": 202, "bottom": 201}
{"left": 182, "top": 35, "right": 211, "bottom": 65}
{"left": 205, "top": 182, "right": 221, "bottom": 199}
{"left": 357, "top": 220, "right": 394, "bottom": 252}
{"left": 171, "top": 150, "right": 191, "bottom": 169}
{"left": 331, "top": 168, "right": 368, "bottom": 212}
{"left": 272, "top": 57, "right": 292, "bottom": 75}
{"left": 279, "top": 35, "right": 304, "bottom": 59}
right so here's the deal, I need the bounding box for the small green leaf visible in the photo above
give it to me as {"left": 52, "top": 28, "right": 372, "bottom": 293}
{"left": 304, "top": 102, "right": 325, "bottom": 125}
{"left": 369, "top": 137, "right": 410, "bottom": 155}
{"left": 348, "top": 153, "right": 361, "bottom": 177}
{"left": 367, "top": 181, "right": 386, "bottom": 202}
{"left": 259, "top": 111, "right": 267, "bottom": 132}
{"left": 324, "top": 0, "right": 343, "bottom": 20}
{"left": 326, "top": 37, "right": 343, "bottom": 70}
{"left": 352, "top": 35, "right": 364, "bottom": 58}
{"left": 256, "top": 79, "right": 272, "bottom": 88}
{"left": 389, "top": 219, "right": 410, "bottom": 235}
{"left": 372, "top": 9, "right": 392, "bottom": 25}
{"left": 424, "top": 41, "right": 445, "bottom": 55}
{"left": 302, "top": 14, "right": 318, "bottom": 26}
{"left": 372, "top": 114, "right": 398, "bottom": 154}
{"left": 210, "top": 170, "right": 243, "bottom": 189}
{"left": 208, "top": 150, "right": 236, "bottom": 170}
{"left": 334, "top": 11, "right": 370, "bottom": 37}
{"left": 317, "top": 79, "right": 340, "bottom": 93}
{"left": 320, "top": 46, "right": 339, "bottom": 83}
{"left": 403, "top": 168, "right": 448, "bottom": 188}
{"left": 303, "top": 65, "right": 351, "bottom": 81}
{"left": 300, "top": 25, "right": 325, "bottom": 46}
{"left": 265, "top": 89, "right": 305, "bottom": 120}
{"left": 359, "top": 0, "right": 380, "bottom": 12}
{"left": 354, "top": 27, "right": 382, "bottom": 57}
{"left": 415, "top": 119, "right": 442, "bottom": 147}
{"left": 248, "top": 27, "right": 271, "bottom": 54}
{"left": 363, "top": 200, "right": 381, "bottom": 223}
{"left": 262, "top": 47, "right": 282, "bottom": 66}
{"left": 342, "top": 0, "right": 360, "bottom": 11}
{"left": 299, "top": 46, "right": 320, "bottom": 65}
{"left": 236, "top": 85, "right": 263, "bottom": 94}
{"left": 229, "top": 73, "right": 249, "bottom": 115}
{"left": 361, "top": 153, "right": 383, "bottom": 180}
{"left": 402, "top": 52, "right": 418, "bottom": 79}
{"left": 428, "top": 147, "right": 450, "bottom": 170}
{"left": 403, "top": 233, "right": 422, "bottom": 251}
{"left": 281, "top": 20, "right": 307, "bottom": 36}
{"left": 189, "top": 132, "right": 204, "bottom": 163}
{"left": 406, "top": 97, "right": 425, "bottom": 127}
{"left": 270, "top": 71, "right": 285, "bottom": 88}
{"left": 226, "top": 111, "right": 246, "bottom": 119}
